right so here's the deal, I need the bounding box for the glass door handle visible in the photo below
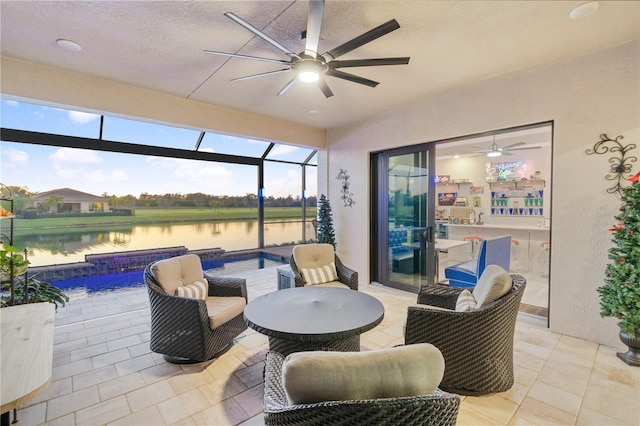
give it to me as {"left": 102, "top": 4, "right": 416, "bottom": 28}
{"left": 424, "top": 226, "right": 434, "bottom": 243}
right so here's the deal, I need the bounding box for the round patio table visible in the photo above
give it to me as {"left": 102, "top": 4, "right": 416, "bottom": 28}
{"left": 244, "top": 286, "right": 384, "bottom": 357}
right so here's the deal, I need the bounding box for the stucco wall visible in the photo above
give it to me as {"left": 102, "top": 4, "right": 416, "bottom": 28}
{"left": 326, "top": 40, "right": 640, "bottom": 347}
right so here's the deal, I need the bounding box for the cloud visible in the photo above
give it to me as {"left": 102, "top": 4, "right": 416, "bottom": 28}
{"left": 49, "top": 148, "right": 102, "bottom": 164}
{"left": 269, "top": 144, "right": 299, "bottom": 157}
{"left": 52, "top": 163, "right": 84, "bottom": 180}
{"left": 1, "top": 148, "right": 29, "bottom": 168}
{"left": 4, "top": 100, "right": 18, "bottom": 107}
{"left": 68, "top": 111, "right": 99, "bottom": 124}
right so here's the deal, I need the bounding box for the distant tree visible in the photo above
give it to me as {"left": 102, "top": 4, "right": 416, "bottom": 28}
{"left": 3, "top": 185, "right": 32, "bottom": 213}
{"left": 316, "top": 194, "right": 336, "bottom": 248}
{"left": 42, "top": 195, "right": 63, "bottom": 213}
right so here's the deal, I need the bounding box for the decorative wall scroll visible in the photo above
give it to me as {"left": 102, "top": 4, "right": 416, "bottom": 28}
{"left": 336, "top": 169, "right": 355, "bottom": 207}
{"left": 585, "top": 134, "right": 637, "bottom": 196}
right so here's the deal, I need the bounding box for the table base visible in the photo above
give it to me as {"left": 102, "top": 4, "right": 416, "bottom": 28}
{"left": 268, "top": 335, "right": 360, "bottom": 357}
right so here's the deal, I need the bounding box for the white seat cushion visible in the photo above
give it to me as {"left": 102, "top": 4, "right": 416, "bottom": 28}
{"left": 472, "top": 264, "right": 512, "bottom": 308}
{"left": 281, "top": 343, "right": 445, "bottom": 405}
{"left": 310, "top": 281, "right": 350, "bottom": 289}
{"left": 293, "top": 244, "right": 335, "bottom": 269}
{"left": 151, "top": 254, "right": 204, "bottom": 295}
{"left": 206, "top": 296, "right": 246, "bottom": 329}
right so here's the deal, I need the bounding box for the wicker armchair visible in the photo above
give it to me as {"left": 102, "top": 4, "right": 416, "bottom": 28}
{"left": 289, "top": 243, "right": 358, "bottom": 290}
{"left": 144, "top": 254, "right": 248, "bottom": 363}
{"left": 405, "top": 274, "right": 526, "bottom": 395}
{"left": 263, "top": 351, "right": 460, "bottom": 426}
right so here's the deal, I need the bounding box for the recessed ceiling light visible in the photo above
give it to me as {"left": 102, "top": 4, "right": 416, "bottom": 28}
{"left": 56, "top": 39, "right": 82, "bottom": 52}
{"left": 569, "top": 2, "right": 599, "bottom": 19}
{"left": 308, "top": 110, "right": 319, "bottom": 115}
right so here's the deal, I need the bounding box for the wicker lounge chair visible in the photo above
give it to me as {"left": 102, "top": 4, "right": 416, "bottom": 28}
{"left": 144, "top": 254, "right": 248, "bottom": 363}
{"left": 263, "top": 349, "right": 460, "bottom": 426}
{"left": 405, "top": 273, "right": 526, "bottom": 395}
{"left": 289, "top": 243, "right": 358, "bottom": 290}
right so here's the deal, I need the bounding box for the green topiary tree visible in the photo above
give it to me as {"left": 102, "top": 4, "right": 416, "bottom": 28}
{"left": 316, "top": 194, "right": 336, "bottom": 249}
{"left": 598, "top": 171, "right": 640, "bottom": 335}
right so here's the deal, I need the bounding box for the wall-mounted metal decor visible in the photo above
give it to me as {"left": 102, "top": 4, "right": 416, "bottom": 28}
{"left": 585, "top": 134, "right": 637, "bottom": 195}
{"left": 336, "top": 169, "right": 355, "bottom": 207}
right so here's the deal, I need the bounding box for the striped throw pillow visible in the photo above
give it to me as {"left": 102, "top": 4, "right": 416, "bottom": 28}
{"left": 175, "top": 278, "right": 208, "bottom": 300}
{"left": 300, "top": 262, "right": 338, "bottom": 285}
{"left": 455, "top": 289, "right": 477, "bottom": 312}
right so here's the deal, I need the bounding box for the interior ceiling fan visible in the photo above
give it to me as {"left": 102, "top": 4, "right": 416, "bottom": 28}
{"left": 204, "top": 0, "right": 410, "bottom": 98}
{"left": 472, "top": 139, "right": 541, "bottom": 157}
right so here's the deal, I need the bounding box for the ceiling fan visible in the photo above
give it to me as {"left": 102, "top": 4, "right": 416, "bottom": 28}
{"left": 204, "top": 0, "right": 410, "bottom": 98}
{"left": 472, "top": 140, "right": 541, "bottom": 157}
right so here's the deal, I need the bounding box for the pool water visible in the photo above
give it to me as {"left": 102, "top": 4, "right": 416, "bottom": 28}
{"left": 51, "top": 254, "right": 286, "bottom": 299}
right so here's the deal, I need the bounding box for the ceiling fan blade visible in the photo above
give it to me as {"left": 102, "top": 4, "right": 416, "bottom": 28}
{"left": 325, "top": 69, "right": 379, "bottom": 87}
{"left": 317, "top": 78, "right": 334, "bottom": 98}
{"left": 323, "top": 19, "right": 400, "bottom": 61}
{"left": 501, "top": 151, "right": 513, "bottom": 156}
{"left": 277, "top": 77, "right": 298, "bottom": 96}
{"left": 329, "top": 57, "right": 410, "bottom": 68}
{"left": 204, "top": 50, "right": 290, "bottom": 65}
{"left": 507, "top": 146, "right": 541, "bottom": 151}
{"left": 224, "top": 12, "right": 300, "bottom": 60}
{"left": 305, "top": 0, "right": 324, "bottom": 57}
{"left": 471, "top": 146, "right": 490, "bottom": 152}
{"left": 501, "top": 142, "right": 526, "bottom": 150}
{"left": 231, "top": 68, "right": 291, "bottom": 82}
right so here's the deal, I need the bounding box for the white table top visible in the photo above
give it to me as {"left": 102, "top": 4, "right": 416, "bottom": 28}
{"left": 435, "top": 239, "right": 469, "bottom": 251}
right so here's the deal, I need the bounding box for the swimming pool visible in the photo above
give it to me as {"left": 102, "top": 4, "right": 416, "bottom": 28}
{"left": 50, "top": 253, "right": 287, "bottom": 299}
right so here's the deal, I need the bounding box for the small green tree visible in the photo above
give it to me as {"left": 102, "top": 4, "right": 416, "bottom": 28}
{"left": 598, "top": 171, "right": 640, "bottom": 335}
{"left": 316, "top": 194, "right": 336, "bottom": 249}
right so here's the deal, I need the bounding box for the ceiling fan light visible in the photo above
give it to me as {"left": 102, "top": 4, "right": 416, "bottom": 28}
{"left": 299, "top": 70, "right": 320, "bottom": 83}
{"left": 569, "top": 2, "right": 599, "bottom": 19}
{"left": 487, "top": 151, "right": 502, "bottom": 157}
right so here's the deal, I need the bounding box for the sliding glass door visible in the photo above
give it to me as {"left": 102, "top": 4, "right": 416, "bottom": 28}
{"left": 371, "top": 143, "right": 436, "bottom": 292}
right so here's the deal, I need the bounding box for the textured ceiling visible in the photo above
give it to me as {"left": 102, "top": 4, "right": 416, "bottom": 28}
{"left": 1, "top": 1, "right": 639, "bottom": 130}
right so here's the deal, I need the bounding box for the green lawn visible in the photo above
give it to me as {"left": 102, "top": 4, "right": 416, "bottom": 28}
{"left": 4, "top": 207, "right": 317, "bottom": 232}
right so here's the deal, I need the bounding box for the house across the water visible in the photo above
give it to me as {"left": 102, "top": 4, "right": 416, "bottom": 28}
{"left": 29, "top": 188, "right": 110, "bottom": 214}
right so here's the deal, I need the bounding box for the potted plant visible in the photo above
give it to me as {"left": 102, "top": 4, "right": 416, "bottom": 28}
{"left": 598, "top": 171, "right": 640, "bottom": 366}
{"left": 1, "top": 244, "right": 68, "bottom": 308}
{"left": 316, "top": 194, "right": 336, "bottom": 249}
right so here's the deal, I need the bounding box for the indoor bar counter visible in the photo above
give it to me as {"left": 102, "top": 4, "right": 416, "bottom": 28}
{"left": 445, "top": 223, "right": 550, "bottom": 273}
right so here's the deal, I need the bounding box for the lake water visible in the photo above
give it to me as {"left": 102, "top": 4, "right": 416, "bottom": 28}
{"left": 17, "top": 219, "right": 315, "bottom": 267}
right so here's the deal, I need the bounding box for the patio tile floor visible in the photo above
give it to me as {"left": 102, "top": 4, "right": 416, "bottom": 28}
{"left": 16, "top": 265, "right": 640, "bottom": 425}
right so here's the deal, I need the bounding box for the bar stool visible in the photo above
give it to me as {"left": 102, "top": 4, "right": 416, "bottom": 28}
{"left": 464, "top": 235, "right": 483, "bottom": 259}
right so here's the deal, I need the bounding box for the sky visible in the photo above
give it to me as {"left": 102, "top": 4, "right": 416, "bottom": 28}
{"left": 0, "top": 99, "right": 317, "bottom": 198}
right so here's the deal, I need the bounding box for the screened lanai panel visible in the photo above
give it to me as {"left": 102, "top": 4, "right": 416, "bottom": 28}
{"left": 0, "top": 99, "right": 100, "bottom": 138}
{"left": 199, "top": 133, "right": 271, "bottom": 158}
{"left": 266, "top": 144, "right": 315, "bottom": 163}
{"left": 308, "top": 152, "right": 318, "bottom": 165}
{"left": 102, "top": 116, "right": 201, "bottom": 149}
{"left": 0, "top": 140, "right": 262, "bottom": 266}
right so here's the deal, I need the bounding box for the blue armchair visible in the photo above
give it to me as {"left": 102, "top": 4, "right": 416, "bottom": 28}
{"left": 444, "top": 235, "right": 511, "bottom": 288}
